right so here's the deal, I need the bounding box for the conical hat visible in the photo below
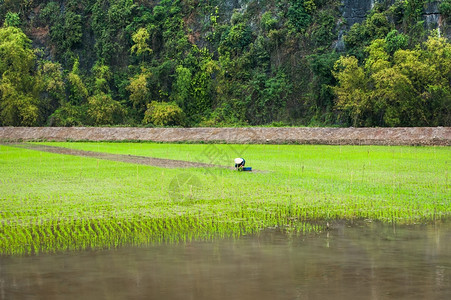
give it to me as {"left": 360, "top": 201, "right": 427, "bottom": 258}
{"left": 234, "top": 158, "right": 243, "bottom": 164}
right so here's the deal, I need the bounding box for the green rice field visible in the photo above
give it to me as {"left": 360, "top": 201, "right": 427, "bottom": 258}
{"left": 0, "top": 142, "right": 449, "bottom": 255}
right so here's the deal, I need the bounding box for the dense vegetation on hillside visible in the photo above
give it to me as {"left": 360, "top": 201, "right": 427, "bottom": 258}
{"left": 0, "top": 0, "right": 450, "bottom": 127}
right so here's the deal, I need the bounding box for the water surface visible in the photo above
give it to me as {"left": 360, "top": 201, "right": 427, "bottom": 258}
{"left": 1, "top": 221, "right": 450, "bottom": 300}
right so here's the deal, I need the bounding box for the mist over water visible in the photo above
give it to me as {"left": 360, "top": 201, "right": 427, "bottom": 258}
{"left": 1, "top": 221, "right": 450, "bottom": 300}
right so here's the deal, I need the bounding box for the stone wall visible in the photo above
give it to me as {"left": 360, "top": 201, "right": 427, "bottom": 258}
{"left": 1, "top": 127, "right": 449, "bottom": 146}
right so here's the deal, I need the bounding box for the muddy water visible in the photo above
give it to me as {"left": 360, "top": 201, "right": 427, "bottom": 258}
{"left": 1, "top": 222, "right": 450, "bottom": 300}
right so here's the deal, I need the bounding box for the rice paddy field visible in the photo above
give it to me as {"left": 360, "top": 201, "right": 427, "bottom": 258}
{"left": 0, "top": 142, "right": 449, "bottom": 255}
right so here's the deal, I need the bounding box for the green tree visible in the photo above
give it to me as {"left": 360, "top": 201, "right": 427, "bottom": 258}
{"left": 286, "top": 0, "right": 312, "bottom": 31}
{"left": 440, "top": 0, "right": 451, "bottom": 17}
{"left": 4, "top": 12, "right": 20, "bottom": 27}
{"left": 308, "top": 52, "right": 340, "bottom": 121}
{"left": 384, "top": 30, "right": 409, "bottom": 55}
{"left": 67, "top": 59, "right": 88, "bottom": 105}
{"left": 370, "top": 67, "right": 417, "bottom": 126}
{"left": 88, "top": 92, "right": 125, "bottom": 125}
{"left": 92, "top": 63, "right": 112, "bottom": 94}
{"left": 40, "top": 0, "right": 82, "bottom": 63}
{"left": 260, "top": 11, "right": 278, "bottom": 32}
{"left": 396, "top": 36, "right": 451, "bottom": 125}
{"left": 87, "top": 62, "right": 125, "bottom": 125}
{"left": 245, "top": 70, "right": 291, "bottom": 125}
{"left": 131, "top": 27, "right": 152, "bottom": 57}
{"left": 333, "top": 36, "right": 451, "bottom": 127}
{"left": 143, "top": 101, "right": 185, "bottom": 126}
{"left": 91, "top": 0, "right": 136, "bottom": 64}
{"left": 35, "top": 60, "right": 65, "bottom": 123}
{"left": 50, "top": 103, "right": 88, "bottom": 127}
{"left": 178, "top": 47, "right": 219, "bottom": 124}
{"left": 0, "top": 26, "right": 40, "bottom": 126}
{"left": 364, "top": 39, "right": 391, "bottom": 73}
{"left": 126, "top": 68, "right": 151, "bottom": 112}
{"left": 332, "top": 56, "right": 371, "bottom": 126}
{"left": 51, "top": 58, "right": 90, "bottom": 126}
{"left": 172, "top": 65, "right": 192, "bottom": 106}
{"left": 344, "top": 12, "right": 392, "bottom": 58}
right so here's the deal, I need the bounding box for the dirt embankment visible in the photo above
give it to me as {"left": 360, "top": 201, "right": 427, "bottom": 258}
{"left": 0, "top": 127, "right": 450, "bottom": 146}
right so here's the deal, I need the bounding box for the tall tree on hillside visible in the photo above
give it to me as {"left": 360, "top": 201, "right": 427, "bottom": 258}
{"left": 0, "top": 25, "right": 40, "bottom": 126}
{"left": 131, "top": 27, "right": 152, "bottom": 59}
{"left": 88, "top": 63, "right": 125, "bottom": 125}
{"left": 333, "top": 36, "right": 451, "bottom": 126}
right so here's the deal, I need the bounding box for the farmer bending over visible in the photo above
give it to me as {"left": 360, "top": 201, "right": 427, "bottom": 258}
{"left": 234, "top": 158, "right": 245, "bottom": 170}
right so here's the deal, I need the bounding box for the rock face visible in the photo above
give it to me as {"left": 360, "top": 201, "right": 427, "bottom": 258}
{"left": 341, "top": 0, "right": 449, "bottom": 37}
{"left": 424, "top": 1, "right": 451, "bottom": 37}
{"left": 342, "top": 0, "right": 374, "bottom": 26}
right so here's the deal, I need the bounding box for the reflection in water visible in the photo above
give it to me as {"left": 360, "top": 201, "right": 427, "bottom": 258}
{"left": 1, "top": 221, "right": 450, "bottom": 300}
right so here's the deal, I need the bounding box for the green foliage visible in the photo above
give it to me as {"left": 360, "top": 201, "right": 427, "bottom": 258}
{"left": 4, "top": 12, "right": 20, "bottom": 27}
{"left": 0, "top": 78, "right": 40, "bottom": 126}
{"left": 40, "top": 0, "right": 83, "bottom": 61}
{"left": 50, "top": 103, "right": 89, "bottom": 126}
{"left": 384, "top": 30, "right": 409, "bottom": 55}
{"left": 126, "top": 68, "right": 151, "bottom": 112}
{"left": 92, "top": 63, "right": 112, "bottom": 94}
{"left": 91, "top": 0, "right": 136, "bottom": 64}
{"left": 0, "top": 26, "right": 40, "bottom": 126}
{"left": 286, "top": 0, "right": 312, "bottom": 31}
{"left": 67, "top": 59, "right": 88, "bottom": 105}
{"left": 36, "top": 60, "right": 65, "bottom": 122}
{"left": 88, "top": 92, "right": 125, "bottom": 125}
{"left": 308, "top": 52, "right": 340, "bottom": 120}
{"left": 344, "top": 12, "right": 392, "bottom": 57}
{"left": 172, "top": 46, "right": 219, "bottom": 124}
{"left": 131, "top": 27, "right": 152, "bottom": 57}
{"left": 260, "top": 11, "right": 278, "bottom": 32}
{"left": 219, "top": 21, "right": 254, "bottom": 57}
{"left": 440, "top": 0, "right": 451, "bottom": 17}
{"left": 333, "top": 36, "right": 451, "bottom": 126}
{"left": 1, "top": 0, "right": 447, "bottom": 127}
{"left": 245, "top": 70, "right": 291, "bottom": 125}
{"left": 404, "top": 0, "right": 425, "bottom": 23}
{"left": 143, "top": 101, "right": 185, "bottom": 126}
{"left": 333, "top": 56, "right": 371, "bottom": 126}
{"left": 309, "top": 9, "right": 337, "bottom": 50}
{"left": 172, "top": 65, "right": 192, "bottom": 106}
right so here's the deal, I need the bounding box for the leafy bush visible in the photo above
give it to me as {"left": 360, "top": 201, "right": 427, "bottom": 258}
{"left": 260, "top": 12, "right": 278, "bottom": 32}
{"left": 287, "top": 0, "right": 312, "bottom": 31}
{"left": 50, "top": 103, "right": 88, "bottom": 127}
{"left": 384, "top": 30, "right": 409, "bottom": 54}
{"left": 143, "top": 101, "right": 185, "bottom": 126}
{"left": 440, "top": 0, "right": 451, "bottom": 17}
{"left": 88, "top": 93, "right": 126, "bottom": 126}
{"left": 4, "top": 12, "right": 20, "bottom": 27}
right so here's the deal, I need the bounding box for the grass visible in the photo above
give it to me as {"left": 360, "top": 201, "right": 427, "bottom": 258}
{"left": 0, "top": 142, "right": 449, "bottom": 255}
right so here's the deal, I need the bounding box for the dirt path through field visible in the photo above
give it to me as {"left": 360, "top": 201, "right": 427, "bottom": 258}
{"left": 6, "top": 143, "right": 237, "bottom": 170}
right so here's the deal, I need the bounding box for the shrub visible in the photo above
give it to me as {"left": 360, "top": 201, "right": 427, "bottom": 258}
{"left": 88, "top": 93, "right": 126, "bottom": 125}
{"left": 440, "top": 0, "right": 451, "bottom": 17}
{"left": 143, "top": 101, "right": 185, "bottom": 126}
